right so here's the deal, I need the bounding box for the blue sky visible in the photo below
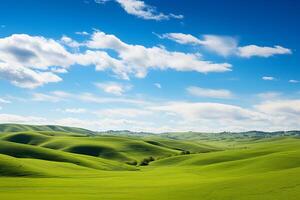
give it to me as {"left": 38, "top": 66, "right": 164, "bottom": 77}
{"left": 0, "top": 0, "right": 299, "bottom": 132}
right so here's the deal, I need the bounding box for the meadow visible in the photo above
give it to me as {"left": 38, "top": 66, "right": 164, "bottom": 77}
{"left": 0, "top": 124, "right": 299, "bottom": 200}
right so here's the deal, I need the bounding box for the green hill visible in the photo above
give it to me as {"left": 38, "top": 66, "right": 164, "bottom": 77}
{"left": 0, "top": 123, "right": 95, "bottom": 135}
{"left": 0, "top": 130, "right": 216, "bottom": 167}
{"left": 0, "top": 124, "right": 300, "bottom": 200}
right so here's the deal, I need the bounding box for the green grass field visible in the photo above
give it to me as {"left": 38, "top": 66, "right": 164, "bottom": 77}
{"left": 0, "top": 124, "right": 300, "bottom": 200}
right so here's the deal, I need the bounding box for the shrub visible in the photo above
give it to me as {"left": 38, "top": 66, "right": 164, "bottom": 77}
{"left": 180, "top": 150, "right": 190, "bottom": 155}
{"left": 139, "top": 156, "right": 155, "bottom": 166}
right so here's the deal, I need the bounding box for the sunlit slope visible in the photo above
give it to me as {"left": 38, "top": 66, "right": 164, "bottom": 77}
{"left": 0, "top": 130, "right": 300, "bottom": 199}
{"left": 143, "top": 136, "right": 221, "bottom": 152}
{"left": 151, "top": 137, "right": 300, "bottom": 173}
{"left": 0, "top": 139, "right": 136, "bottom": 173}
{"left": 0, "top": 138, "right": 300, "bottom": 200}
{"left": 0, "top": 154, "right": 102, "bottom": 177}
{"left": 0, "top": 131, "right": 217, "bottom": 165}
{"left": 0, "top": 123, "right": 95, "bottom": 135}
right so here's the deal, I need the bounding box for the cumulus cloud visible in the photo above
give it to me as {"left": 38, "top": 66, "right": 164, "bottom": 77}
{"left": 86, "top": 31, "right": 231, "bottom": 78}
{"left": 95, "top": 0, "right": 183, "bottom": 21}
{"left": 255, "top": 99, "right": 300, "bottom": 125}
{"left": 289, "top": 79, "right": 299, "bottom": 83}
{"left": 160, "top": 32, "right": 291, "bottom": 58}
{"left": 0, "top": 32, "right": 231, "bottom": 88}
{"left": 0, "top": 34, "right": 74, "bottom": 69}
{"left": 0, "top": 62, "right": 62, "bottom": 89}
{"left": 0, "top": 34, "right": 75, "bottom": 88}
{"left": 95, "top": 81, "right": 132, "bottom": 95}
{"left": 187, "top": 86, "right": 233, "bottom": 99}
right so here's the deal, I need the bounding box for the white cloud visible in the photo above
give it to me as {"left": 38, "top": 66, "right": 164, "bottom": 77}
{"left": 154, "top": 83, "right": 161, "bottom": 89}
{"left": 148, "top": 99, "right": 300, "bottom": 132}
{"left": 0, "top": 32, "right": 232, "bottom": 88}
{"left": 0, "top": 34, "right": 74, "bottom": 70}
{"left": 262, "top": 76, "right": 276, "bottom": 81}
{"left": 54, "top": 117, "right": 154, "bottom": 132}
{"left": 60, "top": 35, "right": 81, "bottom": 48}
{"left": 151, "top": 102, "right": 260, "bottom": 121}
{"left": 95, "top": 82, "right": 132, "bottom": 95}
{"left": 159, "top": 33, "right": 201, "bottom": 45}
{"left": 257, "top": 92, "right": 281, "bottom": 100}
{"left": 0, "top": 62, "right": 62, "bottom": 89}
{"left": 238, "top": 45, "right": 292, "bottom": 58}
{"left": 0, "top": 98, "right": 11, "bottom": 104}
{"left": 86, "top": 31, "right": 231, "bottom": 78}
{"left": 2, "top": 96, "right": 300, "bottom": 132}
{"left": 0, "top": 34, "right": 74, "bottom": 88}
{"left": 64, "top": 108, "right": 87, "bottom": 114}
{"left": 30, "top": 91, "right": 150, "bottom": 105}
{"left": 187, "top": 86, "right": 233, "bottom": 99}
{"left": 289, "top": 79, "right": 299, "bottom": 83}
{"left": 160, "top": 33, "right": 238, "bottom": 56}
{"left": 94, "top": 108, "right": 151, "bottom": 118}
{"left": 50, "top": 67, "right": 68, "bottom": 74}
{"left": 0, "top": 114, "right": 47, "bottom": 124}
{"left": 255, "top": 99, "right": 300, "bottom": 118}
{"left": 147, "top": 101, "right": 272, "bottom": 132}
{"left": 78, "top": 93, "right": 149, "bottom": 105}
{"left": 160, "top": 32, "right": 291, "bottom": 58}
{"left": 95, "top": 0, "right": 109, "bottom": 4}
{"left": 201, "top": 35, "right": 238, "bottom": 56}
{"left": 32, "top": 91, "right": 71, "bottom": 102}
{"left": 96, "top": 0, "right": 183, "bottom": 21}
{"left": 75, "top": 31, "right": 89, "bottom": 36}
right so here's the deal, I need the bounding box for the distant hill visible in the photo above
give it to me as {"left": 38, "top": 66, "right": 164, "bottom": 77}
{"left": 0, "top": 123, "right": 95, "bottom": 135}
{"left": 95, "top": 130, "right": 300, "bottom": 140}
{"left": 97, "top": 130, "right": 156, "bottom": 137}
{"left": 161, "top": 130, "right": 300, "bottom": 140}
{"left": 1, "top": 123, "right": 300, "bottom": 140}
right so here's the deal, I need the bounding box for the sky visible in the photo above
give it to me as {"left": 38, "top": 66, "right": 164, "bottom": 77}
{"left": 0, "top": 0, "right": 300, "bottom": 132}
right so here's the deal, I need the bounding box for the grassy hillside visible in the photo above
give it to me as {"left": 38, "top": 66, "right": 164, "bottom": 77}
{"left": 0, "top": 123, "right": 95, "bottom": 135}
{"left": 0, "top": 124, "right": 300, "bottom": 200}
{"left": 0, "top": 129, "right": 218, "bottom": 168}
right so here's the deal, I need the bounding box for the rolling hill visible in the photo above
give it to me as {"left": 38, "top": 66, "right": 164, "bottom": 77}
{"left": 0, "top": 124, "right": 300, "bottom": 200}
{"left": 0, "top": 123, "right": 95, "bottom": 135}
